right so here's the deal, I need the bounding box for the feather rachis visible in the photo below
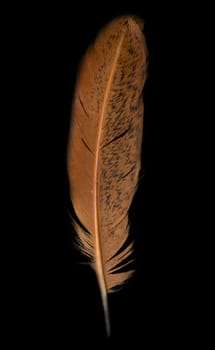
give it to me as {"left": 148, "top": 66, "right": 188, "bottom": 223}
{"left": 67, "top": 15, "right": 148, "bottom": 336}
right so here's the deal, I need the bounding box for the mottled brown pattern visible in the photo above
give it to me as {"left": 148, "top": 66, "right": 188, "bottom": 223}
{"left": 67, "top": 16, "right": 148, "bottom": 335}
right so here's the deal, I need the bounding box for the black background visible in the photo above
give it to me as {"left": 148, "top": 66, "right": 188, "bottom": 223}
{"left": 5, "top": 1, "right": 208, "bottom": 348}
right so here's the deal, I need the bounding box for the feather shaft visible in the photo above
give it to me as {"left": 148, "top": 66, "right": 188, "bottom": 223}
{"left": 93, "top": 30, "right": 125, "bottom": 337}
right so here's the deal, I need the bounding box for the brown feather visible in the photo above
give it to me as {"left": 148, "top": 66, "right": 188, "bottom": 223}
{"left": 67, "top": 15, "right": 148, "bottom": 336}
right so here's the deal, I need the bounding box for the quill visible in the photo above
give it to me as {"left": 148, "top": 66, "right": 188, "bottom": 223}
{"left": 67, "top": 15, "right": 148, "bottom": 336}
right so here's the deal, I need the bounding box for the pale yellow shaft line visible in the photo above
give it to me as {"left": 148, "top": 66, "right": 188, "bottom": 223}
{"left": 93, "top": 31, "right": 125, "bottom": 336}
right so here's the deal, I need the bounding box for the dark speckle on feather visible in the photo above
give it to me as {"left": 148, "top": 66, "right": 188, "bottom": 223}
{"left": 128, "top": 47, "right": 134, "bottom": 55}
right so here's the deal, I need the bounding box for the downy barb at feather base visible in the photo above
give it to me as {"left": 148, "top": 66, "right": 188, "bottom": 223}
{"left": 67, "top": 15, "right": 148, "bottom": 336}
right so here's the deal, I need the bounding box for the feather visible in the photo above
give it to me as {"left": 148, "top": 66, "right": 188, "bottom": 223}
{"left": 67, "top": 15, "right": 148, "bottom": 336}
